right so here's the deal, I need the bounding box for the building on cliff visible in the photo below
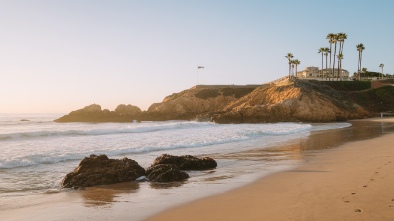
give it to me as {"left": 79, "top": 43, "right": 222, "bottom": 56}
{"left": 297, "top": 66, "right": 350, "bottom": 81}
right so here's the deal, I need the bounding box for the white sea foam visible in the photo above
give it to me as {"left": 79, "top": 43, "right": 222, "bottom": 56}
{"left": 0, "top": 120, "right": 349, "bottom": 169}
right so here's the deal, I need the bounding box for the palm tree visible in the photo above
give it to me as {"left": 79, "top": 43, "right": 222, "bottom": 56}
{"left": 293, "top": 59, "right": 300, "bottom": 78}
{"left": 318, "top": 48, "right": 325, "bottom": 79}
{"left": 356, "top": 43, "right": 365, "bottom": 80}
{"left": 379, "top": 63, "right": 384, "bottom": 80}
{"left": 323, "top": 48, "right": 330, "bottom": 80}
{"left": 291, "top": 61, "right": 295, "bottom": 77}
{"left": 332, "top": 34, "right": 339, "bottom": 79}
{"left": 337, "top": 33, "right": 347, "bottom": 77}
{"left": 337, "top": 53, "right": 344, "bottom": 80}
{"left": 285, "top": 53, "right": 294, "bottom": 78}
{"left": 327, "top": 33, "right": 336, "bottom": 77}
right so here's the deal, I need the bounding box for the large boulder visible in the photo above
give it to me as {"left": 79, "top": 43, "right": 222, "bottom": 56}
{"left": 61, "top": 154, "right": 145, "bottom": 188}
{"left": 151, "top": 154, "right": 217, "bottom": 170}
{"left": 145, "top": 164, "right": 189, "bottom": 182}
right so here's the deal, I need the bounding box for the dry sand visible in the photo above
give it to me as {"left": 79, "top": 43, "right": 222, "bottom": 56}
{"left": 147, "top": 118, "right": 394, "bottom": 221}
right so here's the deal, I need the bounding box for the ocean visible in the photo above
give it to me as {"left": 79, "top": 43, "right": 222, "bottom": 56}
{"left": 2, "top": 113, "right": 390, "bottom": 220}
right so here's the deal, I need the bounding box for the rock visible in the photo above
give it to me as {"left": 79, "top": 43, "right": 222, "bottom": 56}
{"left": 145, "top": 164, "right": 189, "bottom": 182}
{"left": 82, "top": 104, "right": 102, "bottom": 112}
{"left": 61, "top": 154, "right": 145, "bottom": 188}
{"left": 54, "top": 104, "right": 143, "bottom": 122}
{"left": 151, "top": 154, "right": 217, "bottom": 170}
{"left": 143, "top": 86, "right": 258, "bottom": 121}
{"left": 115, "top": 104, "right": 142, "bottom": 115}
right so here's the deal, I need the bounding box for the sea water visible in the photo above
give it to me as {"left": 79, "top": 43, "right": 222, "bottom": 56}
{"left": 0, "top": 113, "right": 353, "bottom": 218}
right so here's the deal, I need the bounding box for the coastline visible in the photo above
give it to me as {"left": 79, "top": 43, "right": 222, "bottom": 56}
{"left": 147, "top": 118, "right": 394, "bottom": 221}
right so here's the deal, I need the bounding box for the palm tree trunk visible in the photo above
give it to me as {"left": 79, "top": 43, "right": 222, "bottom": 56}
{"left": 321, "top": 53, "right": 324, "bottom": 79}
{"left": 358, "top": 52, "right": 361, "bottom": 80}
{"left": 325, "top": 54, "right": 328, "bottom": 81}
{"left": 338, "top": 42, "right": 342, "bottom": 79}
{"left": 360, "top": 52, "right": 363, "bottom": 80}
{"left": 332, "top": 43, "right": 337, "bottom": 81}
{"left": 329, "top": 43, "right": 332, "bottom": 70}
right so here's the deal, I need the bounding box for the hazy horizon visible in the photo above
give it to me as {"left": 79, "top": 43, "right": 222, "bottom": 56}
{"left": 1, "top": 0, "right": 394, "bottom": 113}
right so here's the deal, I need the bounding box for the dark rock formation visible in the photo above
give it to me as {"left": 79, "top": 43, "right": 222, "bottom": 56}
{"left": 145, "top": 164, "right": 189, "bottom": 182}
{"left": 151, "top": 154, "right": 217, "bottom": 170}
{"left": 61, "top": 154, "right": 145, "bottom": 188}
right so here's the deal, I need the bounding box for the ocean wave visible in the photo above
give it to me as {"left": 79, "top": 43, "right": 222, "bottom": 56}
{"left": 0, "top": 136, "right": 245, "bottom": 169}
{"left": 0, "top": 121, "right": 214, "bottom": 141}
{"left": 0, "top": 122, "right": 352, "bottom": 169}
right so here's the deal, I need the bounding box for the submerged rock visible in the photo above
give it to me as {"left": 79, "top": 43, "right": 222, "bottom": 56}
{"left": 61, "top": 154, "right": 145, "bottom": 188}
{"left": 151, "top": 154, "right": 217, "bottom": 170}
{"left": 145, "top": 164, "right": 189, "bottom": 182}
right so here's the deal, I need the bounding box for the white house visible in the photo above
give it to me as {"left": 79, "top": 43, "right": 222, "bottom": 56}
{"left": 297, "top": 67, "right": 350, "bottom": 80}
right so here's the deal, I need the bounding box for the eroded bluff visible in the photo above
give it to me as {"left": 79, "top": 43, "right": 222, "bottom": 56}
{"left": 212, "top": 80, "right": 370, "bottom": 123}
{"left": 143, "top": 86, "right": 258, "bottom": 121}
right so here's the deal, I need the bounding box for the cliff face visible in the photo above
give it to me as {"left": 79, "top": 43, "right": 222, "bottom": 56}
{"left": 142, "top": 86, "right": 257, "bottom": 121}
{"left": 212, "top": 80, "right": 369, "bottom": 123}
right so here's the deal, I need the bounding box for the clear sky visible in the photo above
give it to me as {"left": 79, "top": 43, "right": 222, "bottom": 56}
{"left": 1, "top": 0, "right": 393, "bottom": 113}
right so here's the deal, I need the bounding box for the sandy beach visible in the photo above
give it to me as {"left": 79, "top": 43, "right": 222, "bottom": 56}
{"left": 147, "top": 118, "right": 394, "bottom": 221}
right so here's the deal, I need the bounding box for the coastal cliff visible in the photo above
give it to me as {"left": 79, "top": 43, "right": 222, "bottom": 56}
{"left": 54, "top": 78, "right": 394, "bottom": 123}
{"left": 212, "top": 80, "right": 369, "bottom": 123}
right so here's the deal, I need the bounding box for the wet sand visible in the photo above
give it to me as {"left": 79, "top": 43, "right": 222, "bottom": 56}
{"left": 147, "top": 118, "right": 394, "bottom": 221}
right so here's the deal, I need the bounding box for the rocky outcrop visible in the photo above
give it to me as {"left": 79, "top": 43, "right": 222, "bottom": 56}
{"left": 143, "top": 86, "right": 258, "bottom": 121}
{"left": 145, "top": 164, "right": 189, "bottom": 182}
{"left": 61, "top": 154, "right": 145, "bottom": 188}
{"left": 151, "top": 154, "right": 217, "bottom": 170}
{"left": 211, "top": 80, "right": 370, "bottom": 123}
{"left": 115, "top": 104, "right": 142, "bottom": 115}
{"left": 54, "top": 104, "right": 142, "bottom": 122}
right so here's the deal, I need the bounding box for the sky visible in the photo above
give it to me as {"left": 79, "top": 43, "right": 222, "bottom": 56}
{"left": 1, "top": 0, "right": 394, "bottom": 113}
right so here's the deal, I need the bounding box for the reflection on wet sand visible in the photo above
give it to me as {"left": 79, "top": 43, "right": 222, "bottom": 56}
{"left": 215, "top": 121, "right": 394, "bottom": 163}
{"left": 80, "top": 182, "right": 140, "bottom": 207}
{"left": 149, "top": 181, "right": 187, "bottom": 189}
